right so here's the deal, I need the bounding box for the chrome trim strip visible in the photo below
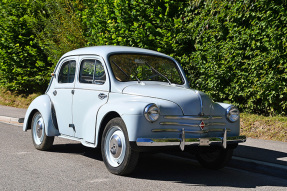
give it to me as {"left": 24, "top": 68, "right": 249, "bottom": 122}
{"left": 152, "top": 129, "right": 181, "bottom": 132}
{"left": 152, "top": 129, "right": 209, "bottom": 134}
{"left": 223, "top": 128, "right": 227, "bottom": 148}
{"left": 159, "top": 122, "right": 199, "bottom": 127}
{"left": 136, "top": 136, "right": 246, "bottom": 147}
{"left": 207, "top": 128, "right": 231, "bottom": 132}
{"left": 184, "top": 130, "right": 208, "bottom": 134}
{"left": 159, "top": 122, "right": 226, "bottom": 127}
{"left": 206, "top": 122, "right": 226, "bottom": 126}
{"left": 210, "top": 116, "right": 223, "bottom": 119}
{"left": 164, "top": 115, "right": 223, "bottom": 120}
{"left": 180, "top": 128, "right": 185, "bottom": 151}
{"left": 152, "top": 128, "right": 231, "bottom": 134}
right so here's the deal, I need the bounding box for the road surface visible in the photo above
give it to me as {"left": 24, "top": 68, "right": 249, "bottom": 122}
{"left": 0, "top": 122, "right": 286, "bottom": 190}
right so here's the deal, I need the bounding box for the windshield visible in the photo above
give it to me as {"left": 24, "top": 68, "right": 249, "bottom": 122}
{"left": 109, "top": 54, "right": 184, "bottom": 85}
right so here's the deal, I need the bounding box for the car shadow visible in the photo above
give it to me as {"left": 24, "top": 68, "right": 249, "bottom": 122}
{"left": 48, "top": 143, "right": 287, "bottom": 188}
{"left": 48, "top": 143, "right": 103, "bottom": 161}
{"left": 132, "top": 151, "right": 287, "bottom": 188}
{"left": 234, "top": 145, "right": 287, "bottom": 166}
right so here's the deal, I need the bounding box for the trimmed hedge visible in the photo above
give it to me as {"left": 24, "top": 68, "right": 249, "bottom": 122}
{"left": 181, "top": 0, "right": 287, "bottom": 115}
{"left": 0, "top": 1, "right": 52, "bottom": 93}
{"left": 80, "top": 0, "right": 287, "bottom": 115}
{"left": 0, "top": 0, "right": 286, "bottom": 115}
{"left": 0, "top": 0, "right": 85, "bottom": 93}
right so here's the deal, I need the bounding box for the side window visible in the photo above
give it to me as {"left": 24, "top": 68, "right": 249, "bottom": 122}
{"left": 58, "top": 60, "right": 76, "bottom": 83}
{"left": 79, "top": 59, "right": 106, "bottom": 85}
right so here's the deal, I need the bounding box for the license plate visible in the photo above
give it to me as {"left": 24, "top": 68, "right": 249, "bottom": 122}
{"left": 199, "top": 138, "right": 210, "bottom": 146}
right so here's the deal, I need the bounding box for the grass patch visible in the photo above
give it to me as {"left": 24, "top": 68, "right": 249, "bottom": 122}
{"left": 0, "top": 88, "right": 41, "bottom": 108}
{"left": 240, "top": 113, "right": 287, "bottom": 142}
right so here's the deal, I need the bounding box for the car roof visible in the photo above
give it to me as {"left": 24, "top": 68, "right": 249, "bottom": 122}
{"left": 60, "top": 46, "right": 168, "bottom": 60}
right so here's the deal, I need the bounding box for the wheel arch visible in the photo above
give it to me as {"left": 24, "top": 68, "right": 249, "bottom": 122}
{"left": 94, "top": 99, "right": 157, "bottom": 147}
{"left": 25, "top": 109, "right": 38, "bottom": 131}
{"left": 96, "top": 111, "right": 121, "bottom": 148}
{"left": 23, "top": 95, "right": 60, "bottom": 136}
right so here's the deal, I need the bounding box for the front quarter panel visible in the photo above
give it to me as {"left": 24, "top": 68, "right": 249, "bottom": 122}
{"left": 23, "top": 95, "right": 59, "bottom": 136}
{"left": 212, "top": 102, "right": 240, "bottom": 136}
{"left": 94, "top": 93, "right": 183, "bottom": 145}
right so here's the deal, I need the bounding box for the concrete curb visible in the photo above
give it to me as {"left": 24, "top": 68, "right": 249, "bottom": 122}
{"left": 0, "top": 116, "right": 23, "bottom": 127}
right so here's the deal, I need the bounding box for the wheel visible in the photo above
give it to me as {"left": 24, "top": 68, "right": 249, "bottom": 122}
{"left": 196, "top": 148, "right": 233, "bottom": 169}
{"left": 101, "top": 117, "right": 139, "bottom": 175}
{"left": 31, "top": 111, "right": 54, "bottom": 150}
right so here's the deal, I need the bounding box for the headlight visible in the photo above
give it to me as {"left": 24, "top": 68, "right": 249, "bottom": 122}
{"left": 226, "top": 106, "right": 240, "bottom": 122}
{"left": 144, "top": 103, "right": 160, "bottom": 122}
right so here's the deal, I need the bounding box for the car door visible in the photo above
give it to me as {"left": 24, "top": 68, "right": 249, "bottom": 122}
{"left": 73, "top": 57, "right": 110, "bottom": 143}
{"left": 49, "top": 57, "right": 77, "bottom": 137}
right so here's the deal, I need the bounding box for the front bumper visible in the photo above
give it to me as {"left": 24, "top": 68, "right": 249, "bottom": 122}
{"left": 136, "top": 128, "right": 246, "bottom": 151}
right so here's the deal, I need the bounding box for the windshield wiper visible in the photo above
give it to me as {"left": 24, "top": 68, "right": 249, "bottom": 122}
{"left": 144, "top": 62, "right": 171, "bottom": 85}
{"left": 112, "top": 61, "right": 141, "bottom": 83}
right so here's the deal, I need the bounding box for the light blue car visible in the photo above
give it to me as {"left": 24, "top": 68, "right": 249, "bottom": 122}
{"left": 23, "top": 46, "right": 246, "bottom": 175}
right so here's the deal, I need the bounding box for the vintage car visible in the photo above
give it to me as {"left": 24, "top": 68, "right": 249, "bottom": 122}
{"left": 23, "top": 46, "right": 246, "bottom": 175}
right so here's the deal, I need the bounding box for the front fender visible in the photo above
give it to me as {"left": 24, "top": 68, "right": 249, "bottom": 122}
{"left": 212, "top": 102, "right": 240, "bottom": 136}
{"left": 101, "top": 93, "right": 184, "bottom": 116}
{"left": 23, "top": 95, "right": 60, "bottom": 136}
{"left": 94, "top": 93, "right": 184, "bottom": 146}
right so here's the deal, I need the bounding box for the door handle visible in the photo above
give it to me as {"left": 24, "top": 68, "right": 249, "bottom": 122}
{"left": 98, "top": 93, "right": 107, "bottom": 100}
{"left": 53, "top": 90, "right": 57, "bottom": 96}
{"left": 71, "top": 90, "right": 75, "bottom": 95}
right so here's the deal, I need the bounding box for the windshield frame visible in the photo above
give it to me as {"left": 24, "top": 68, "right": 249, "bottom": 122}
{"left": 108, "top": 53, "right": 185, "bottom": 85}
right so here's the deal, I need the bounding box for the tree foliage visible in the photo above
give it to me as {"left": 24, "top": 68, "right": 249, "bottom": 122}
{"left": 0, "top": 0, "right": 85, "bottom": 93}
{"left": 32, "top": 0, "right": 86, "bottom": 64}
{"left": 80, "top": 0, "right": 287, "bottom": 115}
{"left": 180, "top": 0, "right": 287, "bottom": 115}
{"left": 0, "top": 0, "right": 286, "bottom": 115}
{"left": 0, "top": 0, "right": 51, "bottom": 93}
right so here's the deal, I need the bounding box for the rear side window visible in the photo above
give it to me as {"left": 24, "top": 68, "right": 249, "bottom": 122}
{"left": 79, "top": 59, "right": 106, "bottom": 85}
{"left": 58, "top": 60, "right": 76, "bottom": 83}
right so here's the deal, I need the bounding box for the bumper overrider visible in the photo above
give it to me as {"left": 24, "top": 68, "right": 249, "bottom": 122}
{"left": 136, "top": 128, "right": 246, "bottom": 151}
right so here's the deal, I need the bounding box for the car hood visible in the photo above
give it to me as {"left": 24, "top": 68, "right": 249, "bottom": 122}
{"left": 122, "top": 84, "right": 214, "bottom": 116}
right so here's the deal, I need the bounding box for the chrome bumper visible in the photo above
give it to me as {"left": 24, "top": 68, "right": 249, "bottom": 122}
{"left": 136, "top": 128, "right": 246, "bottom": 151}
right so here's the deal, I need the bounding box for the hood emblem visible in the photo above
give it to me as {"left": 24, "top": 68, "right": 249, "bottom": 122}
{"left": 200, "top": 121, "right": 205, "bottom": 130}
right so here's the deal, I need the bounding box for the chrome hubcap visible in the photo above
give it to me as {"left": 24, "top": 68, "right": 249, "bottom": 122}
{"left": 36, "top": 120, "right": 43, "bottom": 138}
{"left": 109, "top": 134, "right": 122, "bottom": 158}
{"left": 104, "top": 126, "right": 126, "bottom": 167}
{"left": 32, "top": 113, "right": 44, "bottom": 145}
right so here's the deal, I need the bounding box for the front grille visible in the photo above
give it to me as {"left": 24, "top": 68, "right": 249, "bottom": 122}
{"left": 160, "top": 115, "right": 226, "bottom": 128}
{"left": 163, "top": 115, "right": 223, "bottom": 120}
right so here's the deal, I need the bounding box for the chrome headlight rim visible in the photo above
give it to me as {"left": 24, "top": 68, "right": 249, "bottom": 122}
{"left": 226, "top": 106, "right": 240, "bottom": 123}
{"left": 144, "top": 103, "right": 160, "bottom": 123}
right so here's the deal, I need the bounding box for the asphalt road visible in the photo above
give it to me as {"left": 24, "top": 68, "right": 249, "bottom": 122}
{"left": 1, "top": 122, "right": 287, "bottom": 191}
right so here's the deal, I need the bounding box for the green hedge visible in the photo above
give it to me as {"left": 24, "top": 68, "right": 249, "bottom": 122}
{"left": 80, "top": 0, "right": 287, "bottom": 115}
{"left": 0, "top": 0, "right": 85, "bottom": 93}
{"left": 0, "top": 0, "right": 52, "bottom": 93}
{"left": 0, "top": 0, "right": 286, "bottom": 115}
{"left": 182, "top": 0, "right": 287, "bottom": 115}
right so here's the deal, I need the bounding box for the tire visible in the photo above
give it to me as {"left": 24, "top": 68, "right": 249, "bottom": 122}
{"left": 101, "top": 117, "right": 139, "bottom": 175}
{"left": 31, "top": 111, "right": 54, "bottom": 151}
{"left": 196, "top": 148, "right": 233, "bottom": 169}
